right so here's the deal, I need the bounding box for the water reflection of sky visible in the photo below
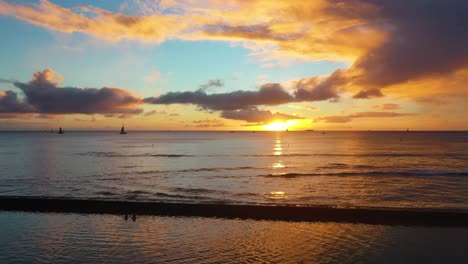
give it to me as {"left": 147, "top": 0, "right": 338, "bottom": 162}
{"left": 1, "top": 212, "right": 468, "bottom": 263}
{"left": 1, "top": 132, "right": 468, "bottom": 209}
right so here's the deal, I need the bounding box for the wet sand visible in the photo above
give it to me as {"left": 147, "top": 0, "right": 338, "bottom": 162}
{"left": 1, "top": 196, "right": 467, "bottom": 227}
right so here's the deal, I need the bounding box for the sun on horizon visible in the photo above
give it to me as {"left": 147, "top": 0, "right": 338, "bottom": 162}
{"left": 263, "top": 121, "right": 293, "bottom": 131}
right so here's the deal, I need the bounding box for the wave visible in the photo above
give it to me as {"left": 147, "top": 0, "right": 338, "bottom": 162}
{"left": 94, "top": 191, "right": 117, "bottom": 196}
{"left": 98, "top": 166, "right": 262, "bottom": 177}
{"left": 170, "top": 187, "right": 229, "bottom": 195}
{"left": 263, "top": 170, "right": 468, "bottom": 178}
{"left": 77, "top": 151, "right": 191, "bottom": 158}
{"left": 154, "top": 192, "right": 214, "bottom": 200}
{"left": 93, "top": 189, "right": 215, "bottom": 201}
{"left": 238, "top": 153, "right": 468, "bottom": 158}
{"left": 77, "top": 151, "right": 468, "bottom": 159}
{"left": 175, "top": 166, "right": 259, "bottom": 173}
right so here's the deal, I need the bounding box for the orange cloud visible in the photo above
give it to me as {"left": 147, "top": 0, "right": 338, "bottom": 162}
{"left": 2, "top": 0, "right": 468, "bottom": 125}
{"left": 0, "top": 0, "right": 388, "bottom": 61}
{"left": 0, "top": 0, "right": 201, "bottom": 42}
{"left": 315, "top": 111, "right": 415, "bottom": 123}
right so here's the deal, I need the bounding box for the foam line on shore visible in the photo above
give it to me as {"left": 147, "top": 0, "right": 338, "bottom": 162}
{"left": 1, "top": 196, "right": 467, "bottom": 227}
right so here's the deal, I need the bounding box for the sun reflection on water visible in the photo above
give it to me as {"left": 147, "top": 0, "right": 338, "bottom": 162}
{"left": 272, "top": 162, "right": 285, "bottom": 169}
{"left": 270, "top": 191, "right": 287, "bottom": 199}
{"left": 273, "top": 137, "right": 282, "bottom": 156}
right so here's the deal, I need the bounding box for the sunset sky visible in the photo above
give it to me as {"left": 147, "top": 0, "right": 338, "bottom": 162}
{"left": 0, "top": 0, "right": 467, "bottom": 131}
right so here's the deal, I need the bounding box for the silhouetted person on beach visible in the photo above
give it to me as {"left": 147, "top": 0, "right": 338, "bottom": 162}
{"left": 124, "top": 214, "right": 128, "bottom": 221}
{"left": 132, "top": 214, "right": 136, "bottom": 221}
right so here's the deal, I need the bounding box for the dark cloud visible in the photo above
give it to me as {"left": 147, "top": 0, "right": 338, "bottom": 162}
{"left": 199, "top": 79, "right": 223, "bottom": 91}
{"left": 204, "top": 1, "right": 468, "bottom": 102}
{"left": 221, "top": 108, "right": 303, "bottom": 123}
{"left": 315, "top": 111, "right": 414, "bottom": 123}
{"left": 145, "top": 83, "right": 294, "bottom": 110}
{"left": 145, "top": 80, "right": 339, "bottom": 111}
{"left": 353, "top": 88, "right": 384, "bottom": 99}
{"left": 293, "top": 70, "right": 343, "bottom": 101}
{"left": 0, "top": 90, "right": 35, "bottom": 113}
{"left": 361, "top": 0, "right": 467, "bottom": 83}
{"left": 343, "top": 0, "right": 468, "bottom": 96}
{"left": 0, "top": 113, "right": 35, "bottom": 119}
{"left": 201, "top": 1, "right": 468, "bottom": 102}
{"left": 10, "top": 69, "right": 143, "bottom": 115}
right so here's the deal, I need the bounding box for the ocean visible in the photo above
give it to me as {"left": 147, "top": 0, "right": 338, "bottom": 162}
{"left": 1, "top": 131, "right": 467, "bottom": 209}
{"left": 1, "top": 131, "right": 468, "bottom": 263}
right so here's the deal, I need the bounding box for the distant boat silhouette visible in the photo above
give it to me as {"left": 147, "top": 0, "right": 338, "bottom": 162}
{"left": 58, "top": 127, "right": 64, "bottom": 134}
{"left": 120, "top": 125, "right": 127, "bottom": 134}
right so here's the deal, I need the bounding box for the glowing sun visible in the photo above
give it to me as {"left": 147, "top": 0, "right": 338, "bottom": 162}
{"left": 263, "top": 121, "right": 290, "bottom": 131}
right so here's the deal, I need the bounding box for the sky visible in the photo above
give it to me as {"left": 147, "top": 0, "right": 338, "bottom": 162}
{"left": 0, "top": 0, "right": 467, "bottom": 131}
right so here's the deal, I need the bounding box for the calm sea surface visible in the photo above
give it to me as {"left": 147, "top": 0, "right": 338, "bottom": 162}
{"left": 1, "top": 212, "right": 468, "bottom": 264}
{"left": 1, "top": 131, "right": 468, "bottom": 209}
{"left": 1, "top": 131, "right": 468, "bottom": 263}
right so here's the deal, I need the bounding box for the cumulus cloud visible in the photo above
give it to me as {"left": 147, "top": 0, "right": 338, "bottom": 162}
{"left": 293, "top": 70, "right": 343, "bottom": 101}
{"left": 0, "top": 90, "right": 35, "bottom": 113}
{"left": 199, "top": 79, "right": 223, "bottom": 91}
{"left": 145, "top": 77, "right": 339, "bottom": 111}
{"left": 315, "top": 111, "right": 414, "bottom": 123}
{"left": 221, "top": 108, "right": 303, "bottom": 123}
{"left": 145, "top": 83, "right": 294, "bottom": 111}
{"left": 4, "top": 69, "right": 143, "bottom": 115}
{"left": 2, "top": 0, "right": 468, "bottom": 106}
{"left": 352, "top": 88, "right": 384, "bottom": 99}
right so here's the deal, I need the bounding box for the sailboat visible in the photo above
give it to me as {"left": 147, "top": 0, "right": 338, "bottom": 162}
{"left": 58, "top": 127, "right": 64, "bottom": 134}
{"left": 120, "top": 125, "right": 127, "bottom": 134}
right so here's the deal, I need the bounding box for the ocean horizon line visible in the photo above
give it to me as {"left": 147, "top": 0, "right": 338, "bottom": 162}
{"left": 0, "top": 129, "right": 467, "bottom": 132}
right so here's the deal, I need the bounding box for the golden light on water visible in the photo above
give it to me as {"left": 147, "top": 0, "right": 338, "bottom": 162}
{"left": 270, "top": 191, "right": 286, "bottom": 199}
{"left": 273, "top": 137, "right": 282, "bottom": 155}
{"left": 272, "top": 162, "right": 285, "bottom": 169}
{"left": 263, "top": 120, "right": 296, "bottom": 131}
